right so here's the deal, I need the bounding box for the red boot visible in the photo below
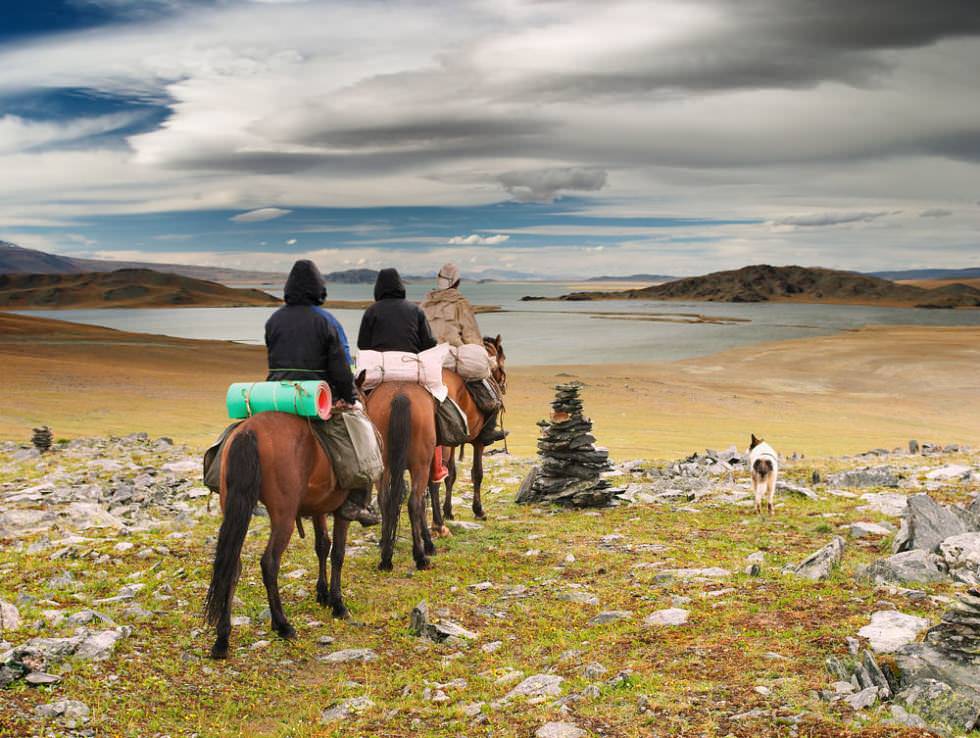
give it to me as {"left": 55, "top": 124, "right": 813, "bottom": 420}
{"left": 430, "top": 446, "right": 449, "bottom": 483}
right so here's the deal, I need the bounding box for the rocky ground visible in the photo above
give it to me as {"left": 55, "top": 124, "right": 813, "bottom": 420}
{"left": 1, "top": 435, "right": 979, "bottom": 737}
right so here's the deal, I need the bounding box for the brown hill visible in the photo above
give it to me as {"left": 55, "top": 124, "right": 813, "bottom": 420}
{"left": 0, "top": 269, "right": 281, "bottom": 309}
{"left": 551, "top": 265, "right": 980, "bottom": 308}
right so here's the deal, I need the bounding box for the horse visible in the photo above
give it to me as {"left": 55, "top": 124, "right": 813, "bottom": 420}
{"left": 430, "top": 335, "right": 507, "bottom": 531}
{"left": 361, "top": 379, "right": 440, "bottom": 571}
{"left": 204, "top": 412, "right": 355, "bottom": 659}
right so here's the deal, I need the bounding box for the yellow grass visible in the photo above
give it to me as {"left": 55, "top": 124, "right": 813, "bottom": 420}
{"left": 2, "top": 312, "right": 979, "bottom": 458}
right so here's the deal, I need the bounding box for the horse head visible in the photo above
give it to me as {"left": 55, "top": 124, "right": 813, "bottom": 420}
{"left": 483, "top": 334, "right": 507, "bottom": 394}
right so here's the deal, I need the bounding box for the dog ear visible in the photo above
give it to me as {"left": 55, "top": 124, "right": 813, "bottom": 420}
{"left": 750, "top": 433, "right": 761, "bottom": 448}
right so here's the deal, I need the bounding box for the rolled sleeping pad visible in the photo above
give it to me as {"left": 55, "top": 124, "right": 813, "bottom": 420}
{"left": 226, "top": 381, "right": 332, "bottom": 421}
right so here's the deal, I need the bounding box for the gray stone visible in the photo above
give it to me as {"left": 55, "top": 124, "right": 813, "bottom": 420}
{"left": 74, "top": 628, "right": 128, "bottom": 661}
{"left": 829, "top": 466, "right": 900, "bottom": 488}
{"left": 858, "top": 492, "right": 909, "bottom": 517}
{"left": 889, "top": 704, "right": 929, "bottom": 730}
{"left": 860, "top": 550, "right": 947, "bottom": 585}
{"left": 924, "top": 589, "right": 980, "bottom": 663}
{"left": 588, "top": 610, "right": 632, "bottom": 626}
{"left": 320, "top": 696, "right": 375, "bottom": 722}
{"left": 790, "top": 537, "right": 845, "bottom": 581}
{"left": 858, "top": 610, "right": 930, "bottom": 653}
{"left": 0, "top": 600, "right": 21, "bottom": 631}
{"left": 25, "top": 672, "right": 61, "bottom": 686}
{"left": 893, "top": 494, "right": 972, "bottom": 554}
{"left": 926, "top": 465, "right": 973, "bottom": 481}
{"left": 582, "top": 662, "right": 607, "bottom": 679}
{"left": 318, "top": 648, "right": 379, "bottom": 664}
{"left": 34, "top": 699, "right": 90, "bottom": 727}
{"left": 844, "top": 686, "right": 879, "bottom": 710}
{"left": 848, "top": 521, "right": 894, "bottom": 539}
{"left": 643, "top": 608, "right": 690, "bottom": 627}
{"left": 502, "top": 674, "right": 564, "bottom": 702}
{"left": 557, "top": 591, "right": 599, "bottom": 606}
{"left": 897, "top": 679, "right": 980, "bottom": 735}
{"left": 938, "top": 532, "right": 980, "bottom": 586}
{"left": 536, "top": 722, "right": 586, "bottom": 738}
{"left": 409, "top": 600, "right": 478, "bottom": 642}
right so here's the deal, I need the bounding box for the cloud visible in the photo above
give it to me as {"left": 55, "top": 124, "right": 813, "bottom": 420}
{"left": 773, "top": 211, "right": 892, "bottom": 227}
{"left": 447, "top": 233, "right": 510, "bottom": 245}
{"left": 497, "top": 167, "right": 608, "bottom": 203}
{"left": 286, "top": 237, "right": 297, "bottom": 244}
{"left": 0, "top": 113, "right": 142, "bottom": 154}
{"left": 919, "top": 208, "right": 953, "bottom": 218}
{"left": 230, "top": 207, "right": 292, "bottom": 223}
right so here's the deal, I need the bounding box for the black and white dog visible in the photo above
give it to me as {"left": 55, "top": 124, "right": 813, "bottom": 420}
{"left": 748, "top": 434, "right": 779, "bottom": 515}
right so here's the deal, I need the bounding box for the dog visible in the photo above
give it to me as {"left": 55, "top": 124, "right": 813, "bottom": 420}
{"left": 748, "top": 433, "right": 779, "bottom": 515}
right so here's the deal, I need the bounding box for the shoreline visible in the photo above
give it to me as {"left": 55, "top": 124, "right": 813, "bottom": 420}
{"left": 2, "top": 311, "right": 978, "bottom": 459}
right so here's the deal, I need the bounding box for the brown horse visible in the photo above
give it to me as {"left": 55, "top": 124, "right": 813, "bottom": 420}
{"left": 362, "top": 380, "right": 439, "bottom": 571}
{"left": 430, "top": 335, "right": 507, "bottom": 529}
{"left": 204, "top": 412, "right": 355, "bottom": 659}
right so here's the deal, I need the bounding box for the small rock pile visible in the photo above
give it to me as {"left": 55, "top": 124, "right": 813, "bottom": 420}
{"left": 925, "top": 588, "right": 980, "bottom": 664}
{"left": 31, "top": 426, "right": 52, "bottom": 453}
{"left": 516, "top": 384, "right": 623, "bottom": 507}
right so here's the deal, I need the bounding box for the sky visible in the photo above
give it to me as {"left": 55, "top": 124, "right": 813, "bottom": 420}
{"left": 1, "top": 0, "right": 979, "bottom": 278}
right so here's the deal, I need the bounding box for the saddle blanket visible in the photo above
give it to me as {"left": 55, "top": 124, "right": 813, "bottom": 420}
{"left": 356, "top": 344, "right": 449, "bottom": 401}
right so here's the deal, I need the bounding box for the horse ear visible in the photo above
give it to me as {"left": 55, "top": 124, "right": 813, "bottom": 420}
{"left": 750, "top": 433, "right": 761, "bottom": 448}
{"left": 355, "top": 370, "right": 367, "bottom": 388}
{"left": 494, "top": 334, "right": 501, "bottom": 346}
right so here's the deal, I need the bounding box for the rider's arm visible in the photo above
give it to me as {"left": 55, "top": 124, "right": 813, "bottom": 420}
{"left": 417, "top": 308, "right": 437, "bottom": 351}
{"left": 356, "top": 307, "right": 374, "bottom": 351}
{"left": 457, "top": 298, "right": 482, "bottom": 345}
{"left": 323, "top": 321, "right": 356, "bottom": 404}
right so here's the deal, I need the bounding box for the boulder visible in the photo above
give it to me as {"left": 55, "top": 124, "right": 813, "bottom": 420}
{"left": 924, "top": 589, "right": 980, "bottom": 664}
{"left": 848, "top": 521, "right": 894, "bottom": 539}
{"left": 502, "top": 674, "right": 564, "bottom": 703}
{"left": 896, "top": 679, "right": 980, "bottom": 735}
{"left": 0, "top": 600, "right": 21, "bottom": 632}
{"left": 937, "top": 532, "right": 980, "bottom": 586}
{"left": 318, "top": 648, "right": 379, "bottom": 664}
{"left": 925, "top": 465, "right": 973, "bottom": 481}
{"left": 588, "top": 610, "right": 632, "bottom": 626}
{"left": 828, "top": 466, "right": 900, "bottom": 488}
{"left": 858, "top": 610, "right": 930, "bottom": 653}
{"left": 858, "top": 492, "right": 909, "bottom": 517}
{"left": 33, "top": 700, "right": 90, "bottom": 728}
{"left": 320, "top": 696, "right": 375, "bottom": 723}
{"left": 893, "top": 494, "right": 973, "bottom": 554}
{"left": 790, "top": 537, "right": 845, "bottom": 581}
{"left": 860, "top": 550, "right": 947, "bottom": 585}
{"left": 643, "top": 608, "right": 689, "bottom": 627}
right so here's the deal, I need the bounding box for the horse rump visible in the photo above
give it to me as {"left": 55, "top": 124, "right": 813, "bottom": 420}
{"left": 752, "top": 458, "right": 774, "bottom": 480}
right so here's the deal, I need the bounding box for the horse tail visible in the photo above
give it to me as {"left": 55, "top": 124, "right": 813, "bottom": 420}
{"left": 379, "top": 393, "right": 411, "bottom": 567}
{"left": 205, "top": 429, "right": 261, "bottom": 627}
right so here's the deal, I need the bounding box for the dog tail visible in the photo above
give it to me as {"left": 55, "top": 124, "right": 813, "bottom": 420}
{"left": 753, "top": 458, "right": 773, "bottom": 479}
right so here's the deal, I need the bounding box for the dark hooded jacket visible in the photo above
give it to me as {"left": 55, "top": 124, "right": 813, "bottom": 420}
{"left": 357, "top": 268, "right": 437, "bottom": 354}
{"left": 264, "top": 260, "right": 355, "bottom": 403}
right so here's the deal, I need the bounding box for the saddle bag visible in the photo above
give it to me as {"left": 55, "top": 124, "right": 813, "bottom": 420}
{"left": 443, "top": 343, "right": 492, "bottom": 381}
{"left": 318, "top": 408, "right": 384, "bottom": 491}
{"left": 435, "top": 397, "right": 470, "bottom": 447}
{"left": 466, "top": 378, "right": 502, "bottom": 416}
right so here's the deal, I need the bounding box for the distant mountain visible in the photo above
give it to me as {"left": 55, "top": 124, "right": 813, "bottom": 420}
{"left": 0, "top": 269, "right": 281, "bottom": 309}
{"left": 0, "top": 241, "right": 284, "bottom": 284}
{"left": 585, "top": 273, "right": 675, "bottom": 282}
{"left": 868, "top": 267, "right": 980, "bottom": 281}
{"left": 322, "top": 268, "right": 378, "bottom": 284}
{"left": 544, "top": 264, "right": 980, "bottom": 308}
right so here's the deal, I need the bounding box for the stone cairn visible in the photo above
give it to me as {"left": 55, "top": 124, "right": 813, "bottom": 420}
{"left": 516, "top": 383, "right": 624, "bottom": 507}
{"left": 924, "top": 587, "right": 980, "bottom": 664}
{"left": 31, "top": 426, "right": 53, "bottom": 453}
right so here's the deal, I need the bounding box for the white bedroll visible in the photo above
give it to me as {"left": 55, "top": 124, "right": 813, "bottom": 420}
{"left": 356, "top": 344, "right": 449, "bottom": 401}
{"left": 442, "top": 343, "right": 493, "bottom": 381}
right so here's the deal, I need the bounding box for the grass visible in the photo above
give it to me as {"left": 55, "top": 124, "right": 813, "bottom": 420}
{"left": 2, "top": 443, "right": 971, "bottom": 737}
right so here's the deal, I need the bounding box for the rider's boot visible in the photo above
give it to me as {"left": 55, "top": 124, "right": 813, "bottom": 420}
{"left": 337, "top": 487, "right": 380, "bottom": 527}
{"left": 431, "top": 446, "right": 449, "bottom": 483}
{"left": 476, "top": 409, "right": 508, "bottom": 445}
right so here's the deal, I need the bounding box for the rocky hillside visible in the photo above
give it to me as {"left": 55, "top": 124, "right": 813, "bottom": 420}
{"left": 1, "top": 432, "right": 978, "bottom": 736}
{"left": 0, "top": 269, "right": 281, "bottom": 309}
{"left": 553, "top": 265, "right": 980, "bottom": 308}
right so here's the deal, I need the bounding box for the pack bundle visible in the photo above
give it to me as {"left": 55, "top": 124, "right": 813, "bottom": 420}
{"left": 356, "top": 344, "right": 449, "bottom": 401}
{"left": 442, "top": 343, "right": 492, "bottom": 381}
{"left": 226, "top": 381, "right": 332, "bottom": 420}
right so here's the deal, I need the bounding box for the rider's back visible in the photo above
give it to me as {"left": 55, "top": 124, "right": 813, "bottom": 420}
{"left": 420, "top": 287, "right": 481, "bottom": 347}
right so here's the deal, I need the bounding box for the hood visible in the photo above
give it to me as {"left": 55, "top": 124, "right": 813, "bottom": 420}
{"left": 374, "top": 268, "right": 406, "bottom": 300}
{"left": 284, "top": 260, "right": 327, "bottom": 306}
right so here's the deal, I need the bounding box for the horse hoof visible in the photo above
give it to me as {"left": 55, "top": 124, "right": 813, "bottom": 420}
{"left": 276, "top": 624, "right": 297, "bottom": 640}
{"left": 332, "top": 604, "right": 351, "bottom": 620}
{"left": 424, "top": 542, "right": 436, "bottom": 556}
{"left": 317, "top": 587, "right": 330, "bottom": 607}
{"left": 378, "top": 560, "right": 393, "bottom": 572}
{"left": 473, "top": 509, "right": 487, "bottom": 521}
{"left": 444, "top": 511, "right": 455, "bottom": 521}
{"left": 415, "top": 556, "right": 433, "bottom": 571}
{"left": 209, "top": 642, "right": 229, "bottom": 660}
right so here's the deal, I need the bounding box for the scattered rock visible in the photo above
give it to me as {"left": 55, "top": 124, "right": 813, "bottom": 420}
{"left": 937, "top": 532, "right": 980, "bottom": 585}
{"left": 828, "top": 466, "right": 900, "bottom": 488}
{"left": 536, "top": 722, "right": 586, "bottom": 738}
{"left": 858, "top": 492, "right": 909, "bottom": 518}
{"left": 893, "top": 494, "right": 973, "bottom": 554}
{"left": 848, "top": 521, "right": 894, "bottom": 539}
{"left": 588, "top": 610, "right": 632, "bottom": 626}
{"left": 34, "top": 700, "right": 90, "bottom": 727}
{"left": 789, "top": 537, "right": 845, "bottom": 581}
{"left": 926, "top": 465, "right": 973, "bottom": 481}
{"left": 860, "top": 550, "right": 947, "bottom": 585}
{"left": 0, "top": 600, "right": 21, "bottom": 631}
{"left": 858, "top": 610, "right": 930, "bottom": 653}
{"left": 502, "top": 674, "right": 564, "bottom": 703}
{"left": 896, "top": 679, "right": 979, "bottom": 735}
{"left": 320, "top": 696, "right": 375, "bottom": 722}
{"left": 318, "top": 648, "right": 379, "bottom": 664}
{"left": 844, "top": 686, "right": 879, "bottom": 710}
{"left": 924, "top": 588, "right": 980, "bottom": 663}
{"left": 410, "top": 600, "right": 478, "bottom": 642}
{"left": 643, "top": 608, "right": 690, "bottom": 627}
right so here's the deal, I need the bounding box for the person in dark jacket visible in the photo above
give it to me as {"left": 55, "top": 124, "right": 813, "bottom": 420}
{"left": 356, "top": 268, "right": 448, "bottom": 482}
{"left": 266, "top": 259, "right": 378, "bottom": 526}
{"left": 357, "top": 268, "right": 437, "bottom": 353}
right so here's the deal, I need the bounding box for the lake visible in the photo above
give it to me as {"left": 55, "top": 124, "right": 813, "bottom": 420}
{"left": 17, "top": 281, "right": 980, "bottom": 366}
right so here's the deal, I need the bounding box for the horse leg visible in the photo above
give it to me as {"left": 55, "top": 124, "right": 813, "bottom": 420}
{"left": 421, "top": 508, "right": 437, "bottom": 557}
{"left": 328, "top": 515, "right": 351, "bottom": 619}
{"left": 261, "top": 516, "right": 296, "bottom": 639}
{"left": 471, "top": 442, "right": 487, "bottom": 520}
{"left": 442, "top": 447, "right": 457, "bottom": 521}
{"left": 314, "top": 513, "right": 331, "bottom": 607}
{"left": 408, "top": 470, "right": 433, "bottom": 570}
{"left": 429, "top": 480, "right": 445, "bottom": 537}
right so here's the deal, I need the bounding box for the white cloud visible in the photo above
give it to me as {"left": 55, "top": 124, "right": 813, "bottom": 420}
{"left": 447, "top": 234, "right": 510, "bottom": 245}
{"left": 286, "top": 237, "right": 297, "bottom": 244}
{"left": 230, "top": 207, "right": 292, "bottom": 222}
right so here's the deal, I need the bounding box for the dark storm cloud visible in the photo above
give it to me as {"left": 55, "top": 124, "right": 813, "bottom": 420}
{"left": 301, "top": 117, "right": 550, "bottom": 150}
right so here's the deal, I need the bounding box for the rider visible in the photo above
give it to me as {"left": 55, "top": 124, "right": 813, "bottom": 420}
{"left": 266, "top": 259, "right": 379, "bottom": 527}
{"left": 357, "top": 267, "right": 448, "bottom": 482}
{"left": 420, "top": 263, "right": 507, "bottom": 446}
